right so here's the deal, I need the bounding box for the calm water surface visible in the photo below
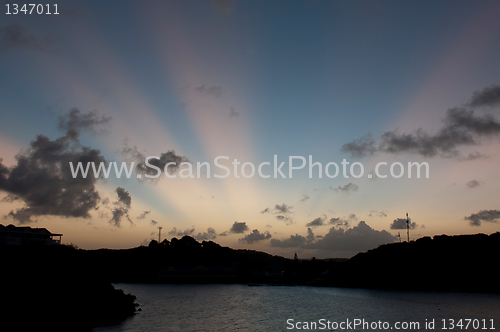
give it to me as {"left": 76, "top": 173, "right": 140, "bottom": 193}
{"left": 94, "top": 284, "right": 500, "bottom": 331}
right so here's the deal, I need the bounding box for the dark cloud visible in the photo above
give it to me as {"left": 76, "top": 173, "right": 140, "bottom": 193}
{"left": 239, "top": 229, "right": 271, "bottom": 244}
{"left": 464, "top": 209, "right": 500, "bottom": 226}
{"left": 195, "top": 227, "right": 217, "bottom": 241}
{"left": 300, "top": 194, "right": 310, "bottom": 202}
{"left": 270, "top": 234, "right": 308, "bottom": 248}
{"left": 275, "top": 203, "right": 293, "bottom": 214}
{"left": 271, "top": 221, "right": 396, "bottom": 255}
{"left": 0, "top": 109, "right": 110, "bottom": 224}
{"left": 212, "top": 0, "right": 234, "bottom": 14}
{"left": 270, "top": 227, "right": 316, "bottom": 248}
{"left": 0, "top": 23, "right": 58, "bottom": 52}
{"left": 342, "top": 84, "right": 500, "bottom": 158}
{"left": 136, "top": 150, "right": 188, "bottom": 178}
{"left": 445, "top": 107, "right": 500, "bottom": 137}
{"left": 306, "top": 216, "right": 326, "bottom": 228}
{"left": 109, "top": 208, "right": 130, "bottom": 227}
{"left": 261, "top": 203, "right": 293, "bottom": 217}
{"left": 329, "top": 217, "right": 350, "bottom": 228}
{"left": 229, "top": 221, "right": 249, "bottom": 234}
{"left": 194, "top": 85, "right": 222, "bottom": 98}
{"left": 168, "top": 227, "right": 195, "bottom": 237}
{"left": 390, "top": 218, "right": 417, "bottom": 230}
{"left": 368, "top": 210, "right": 387, "bottom": 217}
{"left": 331, "top": 182, "right": 359, "bottom": 194}
{"left": 116, "top": 187, "right": 131, "bottom": 208}
{"left": 468, "top": 84, "right": 500, "bottom": 108}
{"left": 304, "top": 221, "right": 396, "bottom": 252}
{"left": 122, "top": 142, "right": 189, "bottom": 179}
{"left": 109, "top": 187, "right": 133, "bottom": 227}
{"left": 276, "top": 215, "right": 293, "bottom": 225}
{"left": 466, "top": 180, "right": 481, "bottom": 189}
{"left": 457, "top": 151, "right": 489, "bottom": 161}
{"left": 341, "top": 134, "right": 376, "bottom": 158}
{"left": 137, "top": 210, "right": 151, "bottom": 220}
{"left": 58, "top": 108, "right": 111, "bottom": 139}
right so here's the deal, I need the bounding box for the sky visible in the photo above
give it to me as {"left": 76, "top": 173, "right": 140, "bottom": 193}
{"left": 1, "top": 0, "right": 500, "bottom": 258}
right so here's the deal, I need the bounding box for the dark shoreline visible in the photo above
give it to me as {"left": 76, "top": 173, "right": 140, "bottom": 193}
{"left": 2, "top": 232, "right": 499, "bottom": 330}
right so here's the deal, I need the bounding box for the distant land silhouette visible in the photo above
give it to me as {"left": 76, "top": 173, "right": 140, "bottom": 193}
{"left": 2, "top": 228, "right": 500, "bottom": 331}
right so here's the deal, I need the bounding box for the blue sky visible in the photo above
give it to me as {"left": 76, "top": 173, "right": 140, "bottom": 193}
{"left": 1, "top": 0, "right": 500, "bottom": 257}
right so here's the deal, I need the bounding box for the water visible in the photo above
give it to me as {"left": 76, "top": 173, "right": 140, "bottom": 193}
{"left": 94, "top": 284, "right": 500, "bottom": 331}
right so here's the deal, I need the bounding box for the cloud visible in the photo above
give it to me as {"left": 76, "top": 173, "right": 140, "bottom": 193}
{"left": 468, "top": 84, "right": 500, "bottom": 108}
{"left": 330, "top": 182, "right": 359, "bottom": 194}
{"left": 137, "top": 210, "right": 151, "bottom": 220}
{"left": 368, "top": 210, "right": 388, "bottom": 217}
{"left": 109, "top": 187, "right": 133, "bottom": 227}
{"left": 276, "top": 215, "right": 293, "bottom": 225}
{"left": 194, "top": 85, "right": 222, "bottom": 98}
{"left": 0, "top": 109, "right": 110, "bottom": 224}
{"left": 466, "top": 180, "right": 481, "bottom": 189}
{"left": 229, "top": 221, "right": 249, "bottom": 234}
{"left": 262, "top": 203, "right": 294, "bottom": 224}
{"left": 270, "top": 228, "right": 316, "bottom": 248}
{"left": 341, "top": 134, "right": 376, "bottom": 158}
{"left": 300, "top": 194, "right": 310, "bottom": 202}
{"left": 116, "top": 187, "right": 131, "bottom": 207}
{"left": 329, "top": 217, "right": 350, "bottom": 228}
{"left": 270, "top": 234, "right": 308, "bottom": 248}
{"left": 464, "top": 209, "right": 500, "bottom": 226}
{"left": 58, "top": 108, "right": 111, "bottom": 139}
{"left": 390, "top": 218, "right": 417, "bottom": 230}
{"left": 212, "top": 0, "right": 234, "bottom": 14}
{"left": 195, "top": 227, "right": 217, "bottom": 241}
{"left": 0, "top": 23, "right": 58, "bottom": 52}
{"left": 304, "top": 221, "right": 396, "bottom": 252}
{"left": 239, "top": 229, "right": 271, "bottom": 244}
{"left": 168, "top": 227, "right": 195, "bottom": 237}
{"left": 457, "top": 151, "right": 489, "bottom": 161}
{"left": 342, "top": 83, "right": 500, "bottom": 159}
{"left": 261, "top": 203, "right": 294, "bottom": 218}
{"left": 306, "top": 216, "right": 327, "bottom": 228}
{"left": 150, "top": 220, "right": 158, "bottom": 225}
{"left": 271, "top": 222, "right": 396, "bottom": 255}
{"left": 133, "top": 150, "right": 189, "bottom": 178}
{"left": 275, "top": 203, "right": 293, "bottom": 213}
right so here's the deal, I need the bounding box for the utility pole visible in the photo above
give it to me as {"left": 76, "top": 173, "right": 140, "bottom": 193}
{"left": 406, "top": 213, "right": 409, "bottom": 242}
{"left": 158, "top": 226, "right": 162, "bottom": 243}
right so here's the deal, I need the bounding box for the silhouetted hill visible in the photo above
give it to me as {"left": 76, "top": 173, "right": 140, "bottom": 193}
{"left": 3, "top": 232, "right": 499, "bottom": 331}
{"left": 1, "top": 244, "right": 138, "bottom": 332}
{"left": 314, "top": 232, "right": 500, "bottom": 292}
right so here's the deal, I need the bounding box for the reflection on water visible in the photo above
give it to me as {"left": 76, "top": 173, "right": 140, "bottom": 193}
{"left": 94, "top": 284, "right": 500, "bottom": 331}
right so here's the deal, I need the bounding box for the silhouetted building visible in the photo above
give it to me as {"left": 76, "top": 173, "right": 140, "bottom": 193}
{"left": 0, "top": 224, "right": 62, "bottom": 246}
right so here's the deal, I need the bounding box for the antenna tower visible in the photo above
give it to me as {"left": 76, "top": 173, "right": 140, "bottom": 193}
{"left": 406, "top": 213, "right": 409, "bottom": 242}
